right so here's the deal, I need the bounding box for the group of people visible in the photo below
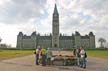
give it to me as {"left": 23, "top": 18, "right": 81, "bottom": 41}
{"left": 34, "top": 46, "right": 52, "bottom": 66}
{"left": 73, "top": 46, "right": 87, "bottom": 69}
{"left": 34, "top": 45, "right": 87, "bottom": 68}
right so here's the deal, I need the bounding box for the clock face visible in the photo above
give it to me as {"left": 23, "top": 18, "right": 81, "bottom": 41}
{"left": 53, "top": 17, "right": 58, "bottom": 21}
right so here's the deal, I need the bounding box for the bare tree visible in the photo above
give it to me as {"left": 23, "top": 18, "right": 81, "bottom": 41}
{"left": 98, "top": 38, "right": 106, "bottom": 48}
{"left": 0, "top": 37, "right": 2, "bottom": 42}
{"left": 105, "top": 42, "right": 108, "bottom": 48}
{"left": 0, "top": 37, "right": 2, "bottom": 47}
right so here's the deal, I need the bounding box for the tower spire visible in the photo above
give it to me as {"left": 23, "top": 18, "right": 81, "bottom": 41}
{"left": 55, "top": 0, "right": 57, "bottom": 3}
{"left": 53, "top": 0, "right": 58, "bottom": 15}
{"left": 52, "top": 0, "right": 59, "bottom": 48}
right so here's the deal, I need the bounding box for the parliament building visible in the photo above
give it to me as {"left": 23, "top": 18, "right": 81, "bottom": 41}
{"left": 16, "top": 4, "right": 95, "bottom": 49}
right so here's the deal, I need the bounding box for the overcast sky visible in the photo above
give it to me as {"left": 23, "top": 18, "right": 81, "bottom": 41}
{"left": 0, "top": 0, "right": 108, "bottom": 47}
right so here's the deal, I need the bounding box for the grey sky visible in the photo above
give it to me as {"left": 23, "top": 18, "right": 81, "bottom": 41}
{"left": 0, "top": 0, "right": 108, "bottom": 47}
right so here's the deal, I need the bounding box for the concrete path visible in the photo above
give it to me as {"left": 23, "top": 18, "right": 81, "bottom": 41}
{"left": 0, "top": 54, "right": 108, "bottom": 71}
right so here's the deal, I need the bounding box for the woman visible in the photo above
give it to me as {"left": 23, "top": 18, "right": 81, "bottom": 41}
{"left": 80, "top": 46, "right": 86, "bottom": 69}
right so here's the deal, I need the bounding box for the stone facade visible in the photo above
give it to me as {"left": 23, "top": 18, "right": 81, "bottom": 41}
{"left": 17, "top": 31, "right": 95, "bottom": 49}
{"left": 16, "top": 4, "right": 95, "bottom": 49}
{"left": 17, "top": 32, "right": 36, "bottom": 49}
{"left": 52, "top": 4, "right": 59, "bottom": 48}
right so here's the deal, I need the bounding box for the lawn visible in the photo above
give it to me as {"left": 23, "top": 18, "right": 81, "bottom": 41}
{"left": 0, "top": 49, "right": 34, "bottom": 61}
{"left": 0, "top": 49, "right": 108, "bottom": 61}
{"left": 86, "top": 50, "right": 108, "bottom": 59}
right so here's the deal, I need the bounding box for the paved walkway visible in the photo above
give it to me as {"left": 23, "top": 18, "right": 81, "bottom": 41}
{"left": 0, "top": 52, "right": 108, "bottom": 71}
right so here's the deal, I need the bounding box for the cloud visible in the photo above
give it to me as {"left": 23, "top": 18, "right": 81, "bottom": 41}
{"left": 0, "top": 23, "right": 18, "bottom": 47}
{"left": 0, "top": 0, "right": 108, "bottom": 47}
{"left": 0, "top": 0, "right": 47, "bottom": 24}
{"left": 56, "top": 0, "right": 108, "bottom": 47}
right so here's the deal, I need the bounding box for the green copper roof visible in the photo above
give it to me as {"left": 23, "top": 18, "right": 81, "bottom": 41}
{"left": 54, "top": 4, "right": 58, "bottom": 14}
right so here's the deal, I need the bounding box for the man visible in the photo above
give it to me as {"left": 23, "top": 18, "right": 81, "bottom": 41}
{"left": 35, "top": 46, "right": 40, "bottom": 65}
{"left": 80, "top": 46, "right": 87, "bottom": 69}
{"left": 46, "top": 48, "right": 52, "bottom": 65}
{"left": 38, "top": 47, "right": 42, "bottom": 65}
{"left": 73, "top": 45, "right": 77, "bottom": 56}
{"left": 41, "top": 48, "right": 47, "bottom": 66}
{"left": 73, "top": 48, "right": 76, "bottom": 56}
{"left": 76, "top": 47, "right": 80, "bottom": 67}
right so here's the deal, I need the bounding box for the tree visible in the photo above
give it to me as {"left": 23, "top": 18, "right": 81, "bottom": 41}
{"left": 0, "top": 37, "right": 2, "bottom": 47}
{"left": 98, "top": 38, "right": 106, "bottom": 48}
{"left": 106, "top": 42, "right": 108, "bottom": 48}
{"left": 0, "top": 37, "right": 2, "bottom": 43}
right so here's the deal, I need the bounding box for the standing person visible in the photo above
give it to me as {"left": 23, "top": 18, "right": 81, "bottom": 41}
{"left": 46, "top": 48, "right": 52, "bottom": 65}
{"left": 76, "top": 47, "right": 80, "bottom": 67}
{"left": 41, "top": 48, "right": 47, "bottom": 66}
{"left": 35, "top": 46, "right": 39, "bottom": 65}
{"left": 73, "top": 45, "right": 77, "bottom": 56}
{"left": 38, "top": 47, "right": 42, "bottom": 65}
{"left": 73, "top": 48, "right": 76, "bottom": 56}
{"left": 80, "top": 46, "right": 87, "bottom": 69}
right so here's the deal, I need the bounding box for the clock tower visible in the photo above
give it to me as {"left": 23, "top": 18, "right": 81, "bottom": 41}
{"left": 52, "top": 3, "right": 59, "bottom": 48}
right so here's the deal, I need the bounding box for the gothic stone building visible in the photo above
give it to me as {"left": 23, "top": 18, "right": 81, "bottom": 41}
{"left": 16, "top": 4, "right": 95, "bottom": 49}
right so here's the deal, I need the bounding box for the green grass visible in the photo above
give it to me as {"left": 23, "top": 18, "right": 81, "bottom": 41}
{"left": 86, "top": 50, "right": 108, "bottom": 59}
{"left": 0, "top": 49, "right": 108, "bottom": 61}
{"left": 0, "top": 49, "right": 34, "bottom": 61}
